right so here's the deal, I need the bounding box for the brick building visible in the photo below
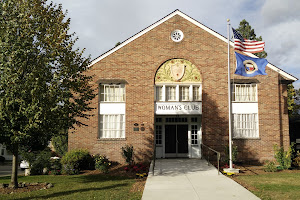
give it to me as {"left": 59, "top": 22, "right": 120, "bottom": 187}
{"left": 69, "top": 10, "right": 298, "bottom": 164}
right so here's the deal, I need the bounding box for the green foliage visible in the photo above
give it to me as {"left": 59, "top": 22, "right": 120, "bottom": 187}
{"left": 273, "top": 144, "right": 294, "bottom": 169}
{"left": 61, "top": 149, "right": 93, "bottom": 175}
{"left": 49, "top": 158, "right": 62, "bottom": 175}
{"left": 93, "top": 154, "right": 111, "bottom": 173}
{"left": 0, "top": 0, "right": 95, "bottom": 185}
{"left": 121, "top": 145, "right": 134, "bottom": 165}
{"left": 21, "top": 148, "right": 52, "bottom": 175}
{"left": 293, "top": 151, "right": 300, "bottom": 168}
{"left": 236, "top": 19, "right": 267, "bottom": 58}
{"left": 263, "top": 160, "right": 278, "bottom": 172}
{"left": 224, "top": 145, "right": 238, "bottom": 164}
{"left": 287, "top": 84, "right": 299, "bottom": 117}
{"left": 51, "top": 134, "right": 68, "bottom": 157}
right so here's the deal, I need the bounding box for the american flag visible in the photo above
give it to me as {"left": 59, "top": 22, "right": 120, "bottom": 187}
{"left": 232, "top": 28, "right": 265, "bottom": 53}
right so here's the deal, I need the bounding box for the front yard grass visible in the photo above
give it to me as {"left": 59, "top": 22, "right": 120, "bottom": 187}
{"left": 0, "top": 173, "right": 143, "bottom": 200}
{"left": 233, "top": 171, "right": 300, "bottom": 200}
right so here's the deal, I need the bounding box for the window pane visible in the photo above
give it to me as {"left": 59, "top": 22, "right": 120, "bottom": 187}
{"left": 233, "top": 113, "right": 258, "bottom": 138}
{"left": 99, "top": 84, "right": 125, "bottom": 102}
{"left": 166, "top": 86, "right": 176, "bottom": 101}
{"left": 191, "top": 125, "right": 198, "bottom": 145}
{"left": 193, "top": 86, "right": 201, "bottom": 101}
{"left": 155, "top": 125, "right": 162, "bottom": 145}
{"left": 180, "top": 86, "right": 189, "bottom": 101}
{"left": 156, "top": 86, "right": 163, "bottom": 101}
{"left": 233, "top": 84, "right": 257, "bottom": 102}
{"left": 99, "top": 114, "right": 125, "bottom": 138}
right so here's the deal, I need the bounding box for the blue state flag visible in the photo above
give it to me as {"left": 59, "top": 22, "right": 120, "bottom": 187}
{"left": 235, "top": 52, "right": 268, "bottom": 77}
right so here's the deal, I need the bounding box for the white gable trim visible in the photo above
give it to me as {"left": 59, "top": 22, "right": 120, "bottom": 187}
{"left": 90, "top": 10, "right": 297, "bottom": 81}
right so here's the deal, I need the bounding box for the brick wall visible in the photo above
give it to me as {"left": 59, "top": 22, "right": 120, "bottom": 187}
{"left": 69, "top": 15, "right": 290, "bottom": 164}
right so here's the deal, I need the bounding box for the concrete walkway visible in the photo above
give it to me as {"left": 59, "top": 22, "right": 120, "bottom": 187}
{"left": 142, "top": 159, "right": 260, "bottom": 200}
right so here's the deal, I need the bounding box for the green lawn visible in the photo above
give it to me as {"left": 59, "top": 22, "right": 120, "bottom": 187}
{"left": 234, "top": 172, "right": 300, "bottom": 200}
{"left": 0, "top": 174, "right": 142, "bottom": 200}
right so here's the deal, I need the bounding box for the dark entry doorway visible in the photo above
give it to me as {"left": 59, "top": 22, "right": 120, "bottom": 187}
{"left": 165, "top": 124, "right": 188, "bottom": 156}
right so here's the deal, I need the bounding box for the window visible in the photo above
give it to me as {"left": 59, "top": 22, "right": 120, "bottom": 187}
{"left": 155, "top": 125, "right": 162, "bottom": 145}
{"left": 155, "top": 84, "right": 202, "bottom": 102}
{"left": 232, "top": 84, "right": 257, "bottom": 102}
{"left": 191, "top": 125, "right": 198, "bottom": 145}
{"left": 233, "top": 113, "right": 258, "bottom": 138}
{"left": 193, "top": 86, "right": 202, "bottom": 101}
{"left": 156, "top": 86, "right": 163, "bottom": 101}
{"left": 180, "top": 86, "right": 190, "bottom": 101}
{"left": 99, "top": 114, "right": 125, "bottom": 138}
{"left": 155, "top": 117, "right": 162, "bottom": 123}
{"left": 166, "top": 86, "right": 176, "bottom": 101}
{"left": 100, "top": 84, "right": 125, "bottom": 102}
{"left": 166, "top": 117, "right": 187, "bottom": 123}
{"left": 191, "top": 117, "right": 198, "bottom": 122}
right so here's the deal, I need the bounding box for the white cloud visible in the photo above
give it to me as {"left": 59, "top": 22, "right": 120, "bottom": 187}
{"left": 51, "top": 0, "right": 299, "bottom": 88}
{"left": 261, "top": 0, "right": 300, "bottom": 26}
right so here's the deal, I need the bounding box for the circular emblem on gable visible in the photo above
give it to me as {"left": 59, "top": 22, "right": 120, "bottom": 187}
{"left": 243, "top": 60, "right": 258, "bottom": 74}
{"left": 171, "top": 30, "right": 184, "bottom": 42}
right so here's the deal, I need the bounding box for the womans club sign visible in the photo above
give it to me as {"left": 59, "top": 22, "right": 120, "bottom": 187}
{"left": 155, "top": 102, "right": 202, "bottom": 115}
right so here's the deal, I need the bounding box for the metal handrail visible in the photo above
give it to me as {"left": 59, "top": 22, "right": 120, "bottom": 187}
{"left": 201, "top": 143, "right": 221, "bottom": 175}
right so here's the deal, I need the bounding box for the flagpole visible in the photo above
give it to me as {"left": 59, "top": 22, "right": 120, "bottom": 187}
{"left": 227, "top": 19, "right": 233, "bottom": 170}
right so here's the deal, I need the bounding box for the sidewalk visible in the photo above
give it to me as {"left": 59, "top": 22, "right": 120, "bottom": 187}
{"left": 142, "top": 159, "right": 260, "bottom": 200}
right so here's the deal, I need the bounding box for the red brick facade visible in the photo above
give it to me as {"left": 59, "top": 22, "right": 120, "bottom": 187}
{"left": 69, "top": 11, "right": 293, "bottom": 164}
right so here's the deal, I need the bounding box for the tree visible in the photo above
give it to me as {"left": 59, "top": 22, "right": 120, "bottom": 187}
{"left": 0, "top": 0, "right": 95, "bottom": 187}
{"left": 287, "top": 84, "right": 300, "bottom": 117}
{"left": 236, "top": 19, "right": 267, "bottom": 58}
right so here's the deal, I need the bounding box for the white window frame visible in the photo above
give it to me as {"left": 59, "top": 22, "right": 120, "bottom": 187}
{"left": 232, "top": 84, "right": 257, "bottom": 102}
{"left": 155, "top": 125, "right": 163, "bottom": 145}
{"left": 155, "top": 86, "right": 163, "bottom": 101}
{"left": 193, "top": 85, "right": 202, "bottom": 101}
{"left": 166, "top": 86, "right": 177, "bottom": 101}
{"left": 233, "top": 113, "right": 259, "bottom": 139}
{"left": 99, "top": 84, "right": 125, "bottom": 102}
{"left": 155, "top": 84, "right": 202, "bottom": 102}
{"left": 99, "top": 114, "right": 125, "bottom": 138}
{"left": 191, "top": 124, "right": 198, "bottom": 145}
{"left": 179, "top": 86, "right": 190, "bottom": 101}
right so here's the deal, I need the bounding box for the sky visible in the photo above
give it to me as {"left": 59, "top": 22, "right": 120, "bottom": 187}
{"left": 51, "top": 0, "right": 300, "bottom": 89}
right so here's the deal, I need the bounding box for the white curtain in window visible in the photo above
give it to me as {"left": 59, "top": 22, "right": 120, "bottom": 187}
{"left": 234, "top": 84, "right": 257, "bottom": 102}
{"left": 100, "top": 114, "right": 125, "bottom": 138}
{"left": 166, "top": 86, "right": 176, "bottom": 101}
{"left": 233, "top": 113, "right": 258, "bottom": 138}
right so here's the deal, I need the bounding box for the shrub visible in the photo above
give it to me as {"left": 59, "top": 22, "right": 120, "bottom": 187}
{"left": 224, "top": 145, "right": 238, "bottom": 164}
{"left": 21, "top": 148, "right": 52, "bottom": 175}
{"left": 293, "top": 151, "right": 300, "bottom": 168}
{"left": 93, "top": 154, "right": 111, "bottom": 173}
{"left": 61, "top": 149, "right": 93, "bottom": 175}
{"left": 273, "top": 144, "right": 294, "bottom": 170}
{"left": 49, "top": 158, "right": 62, "bottom": 175}
{"left": 121, "top": 145, "right": 134, "bottom": 165}
{"left": 264, "top": 160, "right": 278, "bottom": 172}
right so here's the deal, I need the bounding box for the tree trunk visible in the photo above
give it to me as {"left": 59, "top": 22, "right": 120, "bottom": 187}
{"left": 9, "top": 144, "right": 18, "bottom": 188}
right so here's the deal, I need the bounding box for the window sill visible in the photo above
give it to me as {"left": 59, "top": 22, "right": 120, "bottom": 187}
{"left": 97, "top": 138, "right": 126, "bottom": 141}
{"left": 233, "top": 137, "right": 261, "bottom": 140}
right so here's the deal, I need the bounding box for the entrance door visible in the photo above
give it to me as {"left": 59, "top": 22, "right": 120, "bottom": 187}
{"left": 165, "top": 124, "right": 188, "bottom": 157}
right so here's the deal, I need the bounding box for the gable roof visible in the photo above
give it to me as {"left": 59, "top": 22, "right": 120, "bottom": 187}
{"left": 90, "top": 9, "right": 298, "bottom": 82}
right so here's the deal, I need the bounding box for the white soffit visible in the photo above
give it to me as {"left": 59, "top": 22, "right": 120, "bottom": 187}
{"left": 90, "top": 10, "right": 298, "bottom": 81}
